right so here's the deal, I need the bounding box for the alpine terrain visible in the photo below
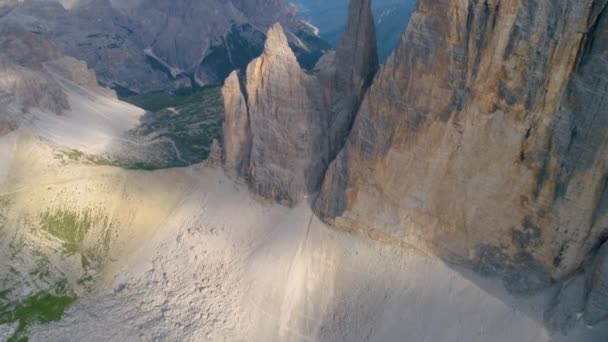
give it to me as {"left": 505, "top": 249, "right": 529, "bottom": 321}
{"left": 0, "top": 0, "right": 607, "bottom": 341}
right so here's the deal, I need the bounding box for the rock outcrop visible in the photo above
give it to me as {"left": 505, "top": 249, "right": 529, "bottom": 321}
{"left": 222, "top": 71, "right": 251, "bottom": 175}
{"left": 222, "top": 24, "right": 327, "bottom": 205}
{"left": 0, "top": 25, "right": 70, "bottom": 117}
{"left": 222, "top": 0, "right": 377, "bottom": 205}
{"left": 313, "top": 0, "right": 608, "bottom": 293}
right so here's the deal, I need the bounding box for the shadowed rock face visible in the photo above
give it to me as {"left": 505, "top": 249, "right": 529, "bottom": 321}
{"left": 585, "top": 241, "right": 608, "bottom": 325}
{"left": 0, "top": 0, "right": 328, "bottom": 93}
{"left": 0, "top": 24, "right": 116, "bottom": 126}
{"left": 315, "top": 0, "right": 608, "bottom": 292}
{"left": 545, "top": 239, "right": 608, "bottom": 331}
{"left": 222, "top": 24, "right": 328, "bottom": 205}
{"left": 326, "top": 0, "right": 379, "bottom": 160}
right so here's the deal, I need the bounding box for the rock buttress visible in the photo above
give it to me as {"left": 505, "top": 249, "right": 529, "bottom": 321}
{"left": 315, "top": 0, "right": 608, "bottom": 293}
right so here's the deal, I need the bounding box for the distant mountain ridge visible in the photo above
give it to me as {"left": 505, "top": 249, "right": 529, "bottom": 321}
{"left": 0, "top": 0, "right": 329, "bottom": 94}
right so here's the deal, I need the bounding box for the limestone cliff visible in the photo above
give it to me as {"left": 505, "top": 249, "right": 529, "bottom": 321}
{"left": 222, "top": 71, "right": 251, "bottom": 176}
{"left": 221, "top": 0, "right": 608, "bottom": 297}
{"left": 324, "top": 0, "right": 378, "bottom": 158}
{"left": 315, "top": 0, "right": 608, "bottom": 293}
{"left": 222, "top": 0, "right": 377, "bottom": 205}
{"left": 222, "top": 24, "right": 327, "bottom": 205}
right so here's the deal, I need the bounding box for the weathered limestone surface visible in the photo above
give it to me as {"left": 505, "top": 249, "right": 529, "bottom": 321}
{"left": 315, "top": 0, "right": 608, "bottom": 293}
{"left": 245, "top": 24, "right": 328, "bottom": 205}
{"left": 544, "top": 272, "right": 586, "bottom": 333}
{"left": 222, "top": 0, "right": 379, "bottom": 205}
{"left": 222, "top": 24, "right": 327, "bottom": 205}
{"left": 324, "top": 0, "right": 378, "bottom": 158}
{"left": 0, "top": 25, "right": 115, "bottom": 125}
{"left": 221, "top": 0, "right": 608, "bottom": 296}
{"left": 0, "top": 25, "right": 69, "bottom": 116}
{"left": 545, "top": 240, "right": 608, "bottom": 331}
{"left": 222, "top": 71, "right": 251, "bottom": 176}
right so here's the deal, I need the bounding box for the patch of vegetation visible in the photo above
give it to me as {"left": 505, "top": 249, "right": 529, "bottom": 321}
{"left": 120, "top": 86, "right": 224, "bottom": 167}
{"left": 0, "top": 282, "right": 76, "bottom": 342}
{"left": 121, "top": 86, "right": 220, "bottom": 112}
{"left": 54, "top": 87, "right": 223, "bottom": 170}
{"left": 53, "top": 148, "right": 155, "bottom": 171}
{"left": 39, "top": 210, "right": 93, "bottom": 255}
{"left": 38, "top": 209, "right": 112, "bottom": 263}
{"left": 0, "top": 207, "right": 105, "bottom": 341}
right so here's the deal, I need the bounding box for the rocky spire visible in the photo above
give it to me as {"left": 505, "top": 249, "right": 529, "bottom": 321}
{"left": 221, "top": 0, "right": 381, "bottom": 204}
{"left": 335, "top": 0, "right": 378, "bottom": 93}
{"left": 222, "top": 70, "right": 251, "bottom": 176}
{"left": 327, "top": 0, "right": 378, "bottom": 159}
{"left": 222, "top": 23, "right": 327, "bottom": 205}
{"left": 262, "top": 23, "right": 297, "bottom": 60}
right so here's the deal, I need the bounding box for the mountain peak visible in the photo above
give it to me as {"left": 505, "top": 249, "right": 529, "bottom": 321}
{"left": 263, "top": 23, "right": 293, "bottom": 58}
{"left": 335, "top": 0, "right": 378, "bottom": 89}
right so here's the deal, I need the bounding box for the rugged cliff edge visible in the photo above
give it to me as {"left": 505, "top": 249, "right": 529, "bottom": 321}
{"left": 315, "top": 0, "right": 608, "bottom": 293}
{"left": 221, "top": 0, "right": 608, "bottom": 331}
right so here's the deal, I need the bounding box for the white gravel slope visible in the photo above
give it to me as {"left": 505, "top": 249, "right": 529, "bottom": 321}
{"left": 26, "top": 168, "right": 552, "bottom": 342}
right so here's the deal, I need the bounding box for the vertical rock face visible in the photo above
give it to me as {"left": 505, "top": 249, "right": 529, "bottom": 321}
{"left": 222, "top": 0, "right": 607, "bottom": 295}
{"left": 222, "top": 71, "right": 251, "bottom": 175}
{"left": 222, "top": 0, "right": 378, "bottom": 205}
{"left": 222, "top": 24, "right": 327, "bottom": 205}
{"left": 246, "top": 24, "right": 328, "bottom": 204}
{"left": 326, "top": 0, "right": 378, "bottom": 159}
{"left": 584, "top": 241, "right": 608, "bottom": 325}
{"left": 316, "top": 0, "right": 608, "bottom": 292}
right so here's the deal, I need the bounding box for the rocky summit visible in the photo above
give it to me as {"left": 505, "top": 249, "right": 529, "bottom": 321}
{"left": 222, "top": 0, "right": 608, "bottom": 307}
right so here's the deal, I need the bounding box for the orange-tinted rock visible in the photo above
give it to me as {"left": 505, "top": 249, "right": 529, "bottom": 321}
{"left": 316, "top": 0, "right": 608, "bottom": 292}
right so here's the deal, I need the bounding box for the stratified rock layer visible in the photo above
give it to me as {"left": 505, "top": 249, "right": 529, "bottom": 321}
{"left": 315, "top": 0, "right": 608, "bottom": 292}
